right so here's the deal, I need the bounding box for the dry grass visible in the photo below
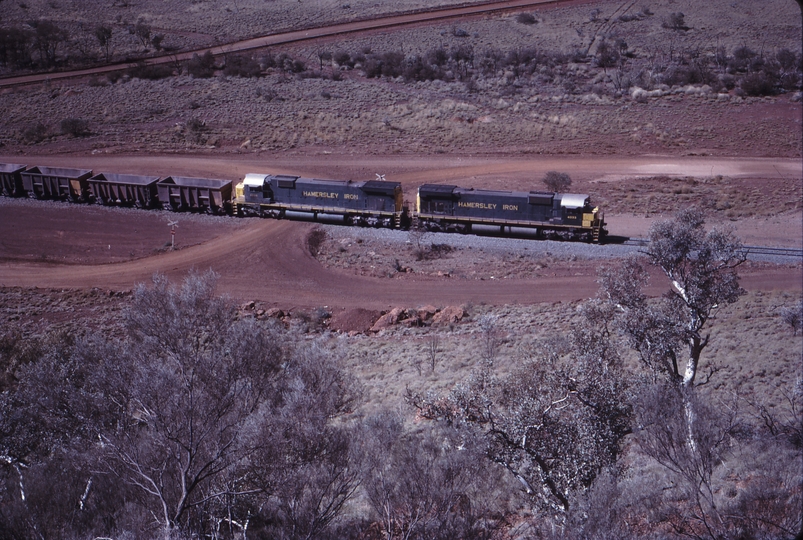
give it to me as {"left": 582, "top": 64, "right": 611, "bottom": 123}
{"left": 597, "top": 175, "right": 803, "bottom": 218}
{"left": 334, "top": 290, "right": 803, "bottom": 417}
{"left": 0, "top": 0, "right": 800, "bottom": 159}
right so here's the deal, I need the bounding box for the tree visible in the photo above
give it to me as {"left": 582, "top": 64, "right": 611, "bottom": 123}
{"left": 632, "top": 381, "right": 802, "bottom": 540}
{"left": 235, "top": 342, "right": 363, "bottom": 540}
{"left": 0, "top": 26, "right": 33, "bottom": 69}
{"left": 644, "top": 208, "right": 745, "bottom": 388}
{"left": 0, "top": 271, "right": 366, "bottom": 539}
{"left": 409, "top": 320, "right": 631, "bottom": 520}
{"left": 363, "top": 411, "right": 506, "bottom": 540}
{"left": 131, "top": 21, "right": 151, "bottom": 48}
{"left": 98, "top": 270, "right": 285, "bottom": 534}
{"left": 542, "top": 171, "right": 572, "bottom": 193}
{"left": 598, "top": 208, "right": 745, "bottom": 389}
{"left": 94, "top": 24, "right": 112, "bottom": 62}
{"left": 31, "top": 20, "right": 67, "bottom": 67}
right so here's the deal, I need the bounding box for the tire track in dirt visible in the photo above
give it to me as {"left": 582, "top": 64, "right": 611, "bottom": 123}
{"left": 0, "top": 216, "right": 602, "bottom": 308}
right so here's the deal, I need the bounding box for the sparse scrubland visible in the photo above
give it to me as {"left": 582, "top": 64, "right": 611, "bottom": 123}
{"left": 0, "top": 0, "right": 801, "bottom": 538}
{"left": 0, "top": 0, "right": 801, "bottom": 157}
{"left": 1, "top": 209, "right": 801, "bottom": 539}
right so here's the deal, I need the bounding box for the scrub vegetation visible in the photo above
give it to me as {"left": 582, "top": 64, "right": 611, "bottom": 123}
{"left": 1, "top": 210, "right": 800, "bottom": 539}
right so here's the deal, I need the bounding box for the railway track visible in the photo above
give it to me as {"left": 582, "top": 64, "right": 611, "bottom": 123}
{"left": 0, "top": 0, "right": 587, "bottom": 89}
{"left": 624, "top": 238, "right": 803, "bottom": 260}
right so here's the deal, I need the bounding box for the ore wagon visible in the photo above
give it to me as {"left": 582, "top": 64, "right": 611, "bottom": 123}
{"left": 0, "top": 163, "right": 26, "bottom": 197}
{"left": 157, "top": 176, "right": 233, "bottom": 213}
{"left": 20, "top": 166, "right": 93, "bottom": 201}
{"left": 89, "top": 173, "right": 161, "bottom": 208}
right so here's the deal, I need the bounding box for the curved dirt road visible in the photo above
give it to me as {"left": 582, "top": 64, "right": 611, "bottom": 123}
{"left": 0, "top": 153, "right": 800, "bottom": 309}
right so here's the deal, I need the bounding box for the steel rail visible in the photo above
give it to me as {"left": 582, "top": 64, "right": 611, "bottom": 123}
{"left": 624, "top": 238, "right": 802, "bottom": 260}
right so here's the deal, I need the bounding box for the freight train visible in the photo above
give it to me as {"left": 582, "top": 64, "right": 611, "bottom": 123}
{"left": 0, "top": 162, "right": 607, "bottom": 242}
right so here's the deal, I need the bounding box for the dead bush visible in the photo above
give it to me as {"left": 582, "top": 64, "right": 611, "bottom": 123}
{"left": 307, "top": 227, "right": 326, "bottom": 257}
{"left": 186, "top": 51, "right": 216, "bottom": 78}
{"left": 60, "top": 118, "right": 90, "bottom": 137}
{"left": 223, "top": 54, "right": 262, "bottom": 78}
{"left": 21, "top": 123, "right": 47, "bottom": 143}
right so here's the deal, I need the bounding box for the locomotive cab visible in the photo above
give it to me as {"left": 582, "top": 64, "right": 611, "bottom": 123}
{"left": 241, "top": 173, "right": 273, "bottom": 203}
{"left": 555, "top": 193, "right": 588, "bottom": 224}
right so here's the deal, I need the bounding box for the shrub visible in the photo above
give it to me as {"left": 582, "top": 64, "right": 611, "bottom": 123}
{"left": 128, "top": 61, "right": 172, "bottom": 80}
{"left": 275, "top": 53, "right": 305, "bottom": 73}
{"left": 662, "top": 65, "right": 704, "bottom": 86}
{"left": 543, "top": 171, "right": 572, "bottom": 192}
{"left": 663, "top": 12, "right": 688, "bottom": 31}
{"left": 60, "top": 118, "right": 90, "bottom": 137}
{"left": 186, "top": 51, "right": 216, "bottom": 78}
{"left": 364, "top": 51, "right": 404, "bottom": 78}
{"left": 223, "top": 54, "right": 262, "bottom": 78}
{"left": 306, "top": 228, "right": 326, "bottom": 257}
{"left": 516, "top": 12, "right": 537, "bottom": 25}
{"left": 781, "top": 301, "right": 803, "bottom": 335}
{"left": 740, "top": 71, "right": 778, "bottom": 96}
{"left": 596, "top": 40, "right": 620, "bottom": 68}
{"left": 728, "top": 45, "right": 756, "bottom": 73}
{"left": 185, "top": 117, "right": 207, "bottom": 143}
{"left": 333, "top": 50, "right": 353, "bottom": 68}
{"left": 22, "top": 123, "right": 47, "bottom": 143}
